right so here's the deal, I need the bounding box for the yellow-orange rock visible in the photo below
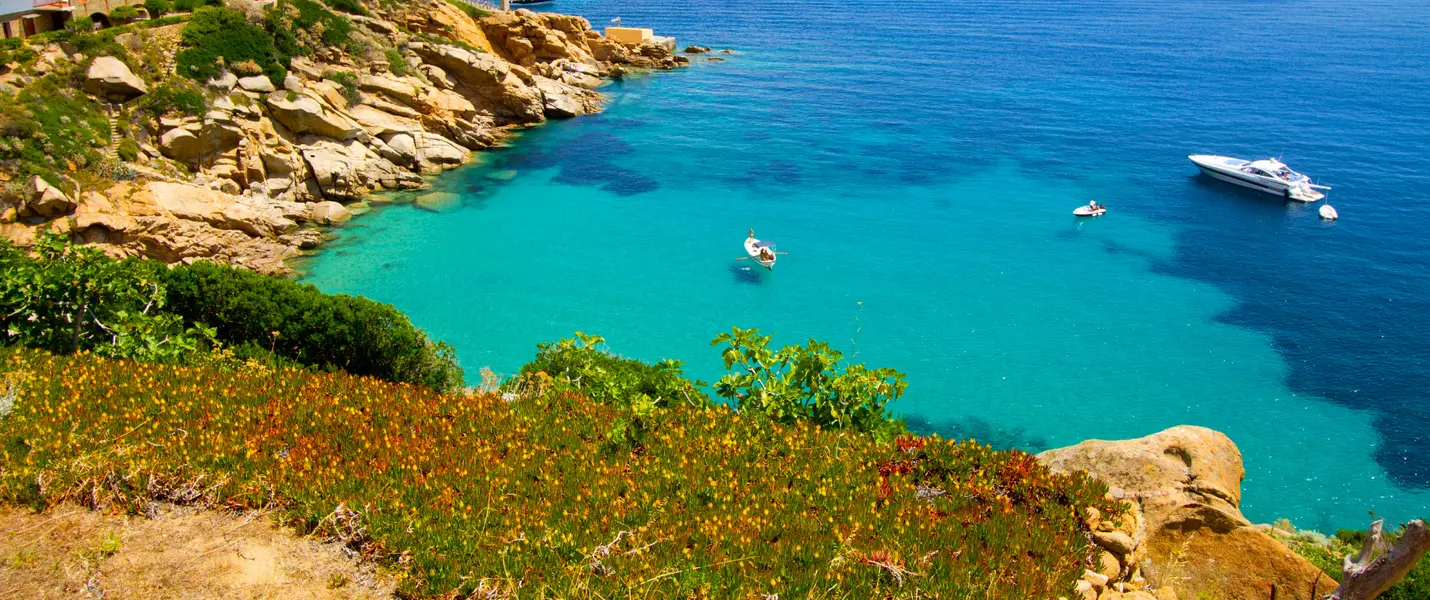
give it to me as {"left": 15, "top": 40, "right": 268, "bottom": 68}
{"left": 1038, "top": 426, "right": 1334, "bottom": 600}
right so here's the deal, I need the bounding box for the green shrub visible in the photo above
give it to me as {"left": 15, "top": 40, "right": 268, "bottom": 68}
{"left": 518, "top": 332, "right": 709, "bottom": 409}
{"left": 383, "top": 48, "right": 406, "bottom": 76}
{"left": 134, "top": 80, "right": 207, "bottom": 118}
{"left": 170, "top": 0, "right": 219, "bottom": 11}
{"left": 68, "top": 16, "right": 94, "bottom": 32}
{"left": 445, "top": 0, "right": 488, "bottom": 21}
{"left": 712, "top": 326, "right": 907, "bottom": 438}
{"left": 1284, "top": 523, "right": 1430, "bottom": 600}
{"left": 0, "top": 234, "right": 210, "bottom": 363}
{"left": 266, "top": 0, "right": 356, "bottom": 59}
{"left": 109, "top": 5, "right": 141, "bottom": 21}
{"left": 323, "top": 71, "right": 361, "bottom": 105}
{"left": 115, "top": 137, "right": 139, "bottom": 162}
{"left": 0, "top": 38, "right": 36, "bottom": 67}
{"left": 0, "top": 77, "right": 110, "bottom": 185}
{"left": 175, "top": 7, "right": 286, "bottom": 85}
{"left": 143, "top": 15, "right": 186, "bottom": 28}
{"left": 158, "top": 261, "right": 464, "bottom": 393}
{"left": 65, "top": 32, "right": 130, "bottom": 62}
{"left": 144, "top": 0, "right": 171, "bottom": 17}
{"left": 325, "top": 0, "right": 367, "bottom": 16}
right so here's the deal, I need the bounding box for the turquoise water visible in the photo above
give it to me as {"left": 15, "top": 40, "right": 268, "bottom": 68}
{"left": 305, "top": 0, "right": 1430, "bottom": 531}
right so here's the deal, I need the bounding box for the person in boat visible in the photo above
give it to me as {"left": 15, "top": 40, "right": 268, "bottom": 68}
{"left": 759, "top": 247, "right": 774, "bottom": 261}
{"left": 1087, "top": 200, "right": 1099, "bottom": 211}
{"left": 748, "top": 228, "right": 756, "bottom": 239}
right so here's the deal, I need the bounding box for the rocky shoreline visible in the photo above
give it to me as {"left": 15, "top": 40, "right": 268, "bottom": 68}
{"left": 1037, "top": 426, "right": 1334, "bottom": 600}
{"left": 1, "top": 1, "right": 712, "bottom": 274}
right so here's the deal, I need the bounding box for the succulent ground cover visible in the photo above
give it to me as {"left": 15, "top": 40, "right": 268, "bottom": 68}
{"left": 0, "top": 348, "right": 1119, "bottom": 598}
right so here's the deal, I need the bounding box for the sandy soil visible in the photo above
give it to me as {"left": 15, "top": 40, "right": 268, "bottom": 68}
{"left": 0, "top": 503, "right": 397, "bottom": 599}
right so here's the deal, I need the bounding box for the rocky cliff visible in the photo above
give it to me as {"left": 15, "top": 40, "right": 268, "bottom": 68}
{"left": 1039, "top": 426, "right": 1334, "bottom": 600}
{"left": 0, "top": 1, "right": 701, "bottom": 274}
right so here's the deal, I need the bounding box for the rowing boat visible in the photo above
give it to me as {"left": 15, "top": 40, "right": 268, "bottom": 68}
{"left": 745, "top": 237, "right": 776, "bottom": 269}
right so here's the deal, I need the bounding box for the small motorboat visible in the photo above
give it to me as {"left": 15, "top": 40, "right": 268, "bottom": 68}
{"left": 744, "top": 236, "right": 776, "bottom": 270}
{"left": 1188, "top": 154, "right": 1331, "bottom": 202}
{"left": 1074, "top": 203, "right": 1107, "bottom": 217}
{"left": 1319, "top": 204, "right": 1339, "bottom": 220}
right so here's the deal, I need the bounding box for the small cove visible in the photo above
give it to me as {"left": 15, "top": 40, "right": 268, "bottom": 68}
{"left": 305, "top": 0, "right": 1430, "bottom": 531}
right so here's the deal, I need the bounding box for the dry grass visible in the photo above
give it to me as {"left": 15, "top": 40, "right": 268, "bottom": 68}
{"left": 0, "top": 503, "right": 397, "bottom": 599}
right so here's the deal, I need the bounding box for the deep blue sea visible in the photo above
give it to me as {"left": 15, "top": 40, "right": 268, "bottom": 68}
{"left": 303, "top": 0, "right": 1430, "bottom": 531}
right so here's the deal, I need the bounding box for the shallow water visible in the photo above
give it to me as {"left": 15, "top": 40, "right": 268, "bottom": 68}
{"left": 305, "top": 0, "right": 1430, "bottom": 530}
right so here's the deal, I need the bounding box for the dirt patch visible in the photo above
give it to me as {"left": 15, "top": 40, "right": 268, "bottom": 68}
{"left": 0, "top": 503, "right": 397, "bottom": 599}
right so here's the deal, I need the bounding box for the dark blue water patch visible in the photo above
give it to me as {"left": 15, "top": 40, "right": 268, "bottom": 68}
{"left": 728, "top": 264, "right": 763, "bottom": 285}
{"left": 904, "top": 413, "right": 1051, "bottom": 453}
{"left": 1152, "top": 207, "right": 1430, "bottom": 489}
{"left": 733, "top": 160, "right": 803, "bottom": 187}
{"left": 499, "top": 129, "right": 660, "bottom": 196}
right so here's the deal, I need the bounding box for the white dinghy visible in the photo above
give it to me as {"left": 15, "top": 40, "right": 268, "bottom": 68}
{"left": 1320, "top": 204, "right": 1339, "bottom": 220}
{"left": 1074, "top": 202, "right": 1107, "bottom": 217}
{"left": 745, "top": 236, "right": 776, "bottom": 269}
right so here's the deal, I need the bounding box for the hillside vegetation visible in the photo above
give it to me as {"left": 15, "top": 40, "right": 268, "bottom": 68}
{"left": 0, "top": 347, "right": 1119, "bottom": 598}
{"left": 0, "top": 235, "right": 462, "bottom": 392}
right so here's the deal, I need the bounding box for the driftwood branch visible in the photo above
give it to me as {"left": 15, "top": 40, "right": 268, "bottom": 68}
{"left": 1324, "top": 519, "right": 1430, "bottom": 600}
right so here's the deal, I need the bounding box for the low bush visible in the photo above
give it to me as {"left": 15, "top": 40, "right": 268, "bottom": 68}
{"left": 144, "top": 0, "right": 171, "bottom": 17}
{"left": 445, "top": 0, "right": 488, "bottom": 21}
{"left": 68, "top": 16, "right": 94, "bottom": 32}
{"left": 0, "top": 38, "right": 36, "bottom": 67}
{"left": 115, "top": 137, "right": 139, "bottom": 162}
{"left": 712, "top": 326, "right": 908, "bottom": 438}
{"left": 384, "top": 48, "right": 406, "bottom": 76}
{"left": 0, "top": 77, "right": 110, "bottom": 186}
{"left": 518, "top": 332, "right": 708, "bottom": 409}
{"left": 1285, "top": 525, "right": 1430, "bottom": 600}
{"left": 134, "top": 80, "right": 207, "bottom": 118}
{"left": 158, "top": 261, "right": 464, "bottom": 393}
{"left": 0, "top": 235, "right": 210, "bottom": 363}
{"left": 0, "top": 347, "right": 1119, "bottom": 598}
{"left": 143, "top": 14, "right": 187, "bottom": 28}
{"left": 175, "top": 6, "right": 286, "bottom": 84}
{"left": 322, "top": 70, "right": 361, "bottom": 105}
{"left": 267, "top": 0, "right": 356, "bottom": 58}
{"left": 171, "top": 0, "right": 220, "bottom": 11}
{"left": 324, "top": 0, "right": 367, "bottom": 16}
{"left": 109, "top": 5, "right": 142, "bottom": 21}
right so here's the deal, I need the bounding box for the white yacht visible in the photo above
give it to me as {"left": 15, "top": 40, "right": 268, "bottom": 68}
{"left": 1188, "top": 155, "right": 1330, "bottom": 202}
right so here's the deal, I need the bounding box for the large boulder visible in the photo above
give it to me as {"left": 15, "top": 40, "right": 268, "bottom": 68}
{"left": 237, "top": 75, "right": 276, "bottom": 93}
{"left": 298, "top": 138, "right": 422, "bottom": 200}
{"left": 159, "top": 127, "right": 204, "bottom": 162}
{"left": 358, "top": 74, "right": 423, "bottom": 107}
{"left": 143, "top": 181, "right": 295, "bottom": 238}
{"left": 82, "top": 56, "right": 147, "bottom": 101}
{"left": 1038, "top": 426, "right": 1334, "bottom": 600}
{"left": 532, "top": 75, "right": 595, "bottom": 119}
{"left": 380, "top": 131, "right": 469, "bottom": 173}
{"left": 265, "top": 92, "right": 362, "bottom": 140}
{"left": 308, "top": 201, "right": 351, "bottom": 225}
{"left": 347, "top": 105, "right": 424, "bottom": 137}
{"left": 24, "top": 176, "right": 76, "bottom": 219}
{"left": 411, "top": 43, "right": 545, "bottom": 123}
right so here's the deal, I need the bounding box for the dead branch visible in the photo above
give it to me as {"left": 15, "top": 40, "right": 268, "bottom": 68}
{"left": 1324, "top": 519, "right": 1430, "bottom": 600}
{"left": 860, "top": 556, "right": 921, "bottom": 587}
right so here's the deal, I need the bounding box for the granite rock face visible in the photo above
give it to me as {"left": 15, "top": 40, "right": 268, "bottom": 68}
{"left": 1, "top": 0, "right": 696, "bottom": 273}
{"left": 83, "top": 56, "right": 147, "bottom": 101}
{"left": 1038, "top": 426, "right": 1334, "bottom": 600}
